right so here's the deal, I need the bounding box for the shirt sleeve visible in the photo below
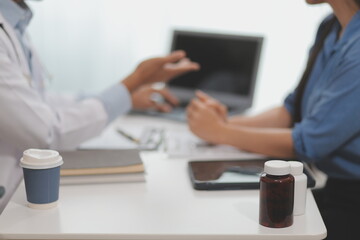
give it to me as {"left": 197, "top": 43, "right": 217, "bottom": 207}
{"left": 0, "top": 41, "right": 110, "bottom": 150}
{"left": 292, "top": 48, "right": 360, "bottom": 162}
{"left": 47, "top": 84, "right": 132, "bottom": 125}
{"left": 283, "top": 91, "right": 296, "bottom": 118}
{"left": 283, "top": 14, "right": 336, "bottom": 121}
{"left": 96, "top": 83, "right": 132, "bottom": 123}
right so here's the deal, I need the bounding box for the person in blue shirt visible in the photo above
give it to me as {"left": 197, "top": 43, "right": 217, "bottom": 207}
{"left": 187, "top": 0, "right": 360, "bottom": 239}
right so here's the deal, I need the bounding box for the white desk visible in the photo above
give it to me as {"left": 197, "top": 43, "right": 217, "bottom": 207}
{"left": 0, "top": 116, "right": 327, "bottom": 240}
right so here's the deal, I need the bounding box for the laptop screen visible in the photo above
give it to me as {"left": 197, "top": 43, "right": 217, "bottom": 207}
{"left": 168, "top": 30, "right": 263, "bottom": 110}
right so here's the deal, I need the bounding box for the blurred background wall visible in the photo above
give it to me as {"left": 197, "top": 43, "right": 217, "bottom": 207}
{"left": 28, "top": 0, "right": 330, "bottom": 113}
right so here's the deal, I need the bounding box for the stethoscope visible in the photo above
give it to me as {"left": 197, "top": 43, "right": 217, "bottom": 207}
{"left": 0, "top": 23, "right": 22, "bottom": 65}
{"left": 0, "top": 186, "right": 4, "bottom": 199}
{"left": 0, "top": 23, "right": 53, "bottom": 83}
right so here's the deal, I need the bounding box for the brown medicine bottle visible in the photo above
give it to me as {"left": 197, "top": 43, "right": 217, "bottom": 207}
{"left": 259, "top": 160, "right": 294, "bottom": 228}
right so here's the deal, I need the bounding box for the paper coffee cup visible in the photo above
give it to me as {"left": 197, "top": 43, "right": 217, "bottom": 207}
{"left": 20, "top": 149, "right": 63, "bottom": 209}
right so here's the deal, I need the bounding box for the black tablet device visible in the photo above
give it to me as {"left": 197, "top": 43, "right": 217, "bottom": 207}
{"left": 188, "top": 159, "right": 316, "bottom": 190}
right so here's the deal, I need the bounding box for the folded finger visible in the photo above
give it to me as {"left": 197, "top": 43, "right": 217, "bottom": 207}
{"left": 189, "top": 99, "right": 204, "bottom": 110}
{"left": 156, "top": 88, "right": 179, "bottom": 106}
{"left": 195, "top": 90, "right": 211, "bottom": 102}
{"left": 154, "top": 103, "right": 172, "bottom": 113}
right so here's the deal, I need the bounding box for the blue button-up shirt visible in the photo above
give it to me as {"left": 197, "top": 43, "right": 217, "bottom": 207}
{"left": 285, "top": 12, "right": 360, "bottom": 179}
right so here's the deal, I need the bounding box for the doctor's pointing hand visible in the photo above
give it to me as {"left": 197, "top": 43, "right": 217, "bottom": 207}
{"left": 125, "top": 51, "right": 199, "bottom": 112}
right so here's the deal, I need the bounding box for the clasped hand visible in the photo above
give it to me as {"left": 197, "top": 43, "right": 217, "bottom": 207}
{"left": 186, "top": 91, "right": 228, "bottom": 144}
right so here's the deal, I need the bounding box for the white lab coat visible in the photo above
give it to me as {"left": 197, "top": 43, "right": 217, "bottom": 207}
{"left": 0, "top": 13, "right": 110, "bottom": 212}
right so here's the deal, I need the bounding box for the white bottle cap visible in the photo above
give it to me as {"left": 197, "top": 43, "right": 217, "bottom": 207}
{"left": 20, "top": 149, "right": 63, "bottom": 170}
{"left": 264, "top": 160, "right": 291, "bottom": 176}
{"left": 289, "top": 161, "right": 304, "bottom": 176}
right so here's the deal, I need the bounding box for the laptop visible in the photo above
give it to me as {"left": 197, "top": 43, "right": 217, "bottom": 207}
{"left": 133, "top": 30, "right": 263, "bottom": 121}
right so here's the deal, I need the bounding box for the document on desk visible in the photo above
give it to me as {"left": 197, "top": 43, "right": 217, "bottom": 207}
{"left": 80, "top": 126, "right": 138, "bottom": 149}
{"left": 80, "top": 125, "right": 163, "bottom": 150}
{"left": 164, "top": 129, "right": 265, "bottom": 160}
{"left": 81, "top": 125, "right": 263, "bottom": 160}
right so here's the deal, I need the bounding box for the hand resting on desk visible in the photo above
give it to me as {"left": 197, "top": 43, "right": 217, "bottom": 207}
{"left": 131, "top": 84, "right": 179, "bottom": 113}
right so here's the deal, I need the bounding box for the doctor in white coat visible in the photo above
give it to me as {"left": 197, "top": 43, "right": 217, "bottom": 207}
{"left": 0, "top": 0, "right": 199, "bottom": 212}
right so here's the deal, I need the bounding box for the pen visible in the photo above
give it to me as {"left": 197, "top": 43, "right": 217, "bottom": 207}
{"left": 116, "top": 129, "right": 141, "bottom": 144}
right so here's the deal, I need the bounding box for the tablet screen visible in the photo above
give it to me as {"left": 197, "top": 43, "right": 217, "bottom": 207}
{"left": 190, "top": 160, "right": 263, "bottom": 182}
{"left": 188, "top": 159, "right": 316, "bottom": 190}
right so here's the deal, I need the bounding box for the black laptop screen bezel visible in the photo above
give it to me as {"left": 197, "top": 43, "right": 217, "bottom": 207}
{"left": 168, "top": 30, "right": 263, "bottom": 111}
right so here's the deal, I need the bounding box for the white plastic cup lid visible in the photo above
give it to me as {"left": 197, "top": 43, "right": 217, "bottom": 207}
{"left": 264, "top": 160, "right": 291, "bottom": 176}
{"left": 289, "top": 161, "right": 304, "bottom": 176}
{"left": 20, "top": 149, "right": 63, "bottom": 170}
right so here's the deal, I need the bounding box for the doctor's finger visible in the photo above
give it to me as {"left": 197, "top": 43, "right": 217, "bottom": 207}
{"left": 162, "top": 50, "right": 186, "bottom": 63}
{"left": 165, "top": 59, "right": 200, "bottom": 76}
{"left": 154, "top": 88, "right": 179, "bottom": 106}
{"left": 154, "top": 103, "right": 172, "bottom": 113}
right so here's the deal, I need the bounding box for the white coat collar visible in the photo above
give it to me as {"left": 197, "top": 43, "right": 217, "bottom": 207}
{"left": 0, "top": 0, "right": 33, "bottom": 34}
{"left": 0, "top": 12, "right": 32, "bottom": 81}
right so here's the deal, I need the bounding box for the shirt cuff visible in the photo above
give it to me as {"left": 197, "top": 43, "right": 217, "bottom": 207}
{"left": 96, "top": 84, "right": 132, "bottom": 123}
{"left": 292, "top": 122, "right": 314, "bottom": 163}
{"left": 284, "top": 92, "right": 295, "bottom": 118}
